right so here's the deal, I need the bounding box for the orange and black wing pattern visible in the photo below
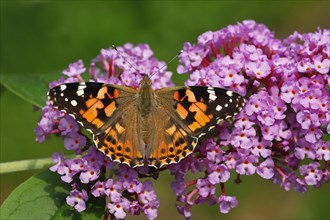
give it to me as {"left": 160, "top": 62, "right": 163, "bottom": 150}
{"left": 48, "top": 82, "right": 145, "bottom": 167}
{"left": 149, "top": 86, "right": 245, "bottom": 168}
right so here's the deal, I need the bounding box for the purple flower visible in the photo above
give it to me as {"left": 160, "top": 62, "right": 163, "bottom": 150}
{"left": 58, "top": 116, "right": 79, "bottom": 136}
{"left": 91, "top": 181, "right": 105, "bottom": 197}
{"left": 177, "top": 42, "right": 208, "bottom": 73}
{"left": 315, "top": 140, "right": 330, "bottom": 161}
{"left": 207, "top": 164, "right": 230, "bottom": 184}
{"left": 280, "top": 81, "right": 299, "bottom": 104}
{"left": 196, "top": 179, "right": 216, "bottom": 198}
{"left": 176, "top": 204, "right": 192, "bottom": 220}
{"left": 300, "top": 89, "right": 322, "bottom": 110}
{"left": 218, "top": 195, "right": 238, "bottom": 214}
{"left": 245, "top": 94, "right": 262, "bottom": 116}
{"left": 143, "top": 205, "right": 158, "bottom": 220}
{"left": 205, "top": 140, "right": 224, "bottom": 163}
{"left": 260, "top": 124, "right": 278, "bottom": 141}
{"left": 245, "top": 60, "right": 271, "bottom": 79}
{"left": 236, "top": 154, "right": 258, "bottom": 175}
{"left": 219, "top": 65, "right": 245, "bottom": 88}
{"left": 66, "top": 189, "right": 88, "bottom": 212}
{"left": 257, "top": 158, "right": 275, "bottom": 179}
{"left": 120, "top": 71, "right": 137, "bottom": 87}
{"left": 231, "top": 127, "right": 256, "bottom": 149}
{"left": 123, "top": 179, "right": 143, "bottom": 193}
{"left": 171, "top": 179, "right": 186, "bottom": 196}
{"left": 64, "top": 131, "right": 87, "bottom": 152}
{"left": 299, "top": 162, "right": 323, "bottom": 186}
{"left": 296, "top": 110, "right": 313, "bottom": 129}
{"left": 35, "top": 118, "right": 52, "bottom": 143}
{"left": 79, "top": 165, "right": 100, "bottom": 184}
{"left": 62, "top": 60, "right": 86, "bottom": 77}
{"left": 83, "top": 147, "right": 115, "bottom": 169}
{"left": 313, "top": 55, "right": 330, "bottom": 74}
{"left": 234, "top": 114, "right": 255, "bottom": 129}
{"left": 59, "top": 161, "right": 78, "bottom": 183}
{"left": 294, "top": 138, "right": 316, "bottom": 160}
{"left": 104, "top": 179, "right": 123, "bottom": 201}
{"left": 118, "top": 164, "right": 138, "bottom": 182}
{"left": 49, "top": 152, "right": 64, "bottom": 172}
{"left": 303, "top": 126, "right": 323, "bottom": 143}
{"left": 251, "top": 139, "right": 272, "bottom": 158}
{"left": 224, "top": 153, "right": 239, "bottom": 170}
{"left": 108, "top": 198, "right": 130, "bottom": 219}
{"left": 139, "top": 180, "right": 157, "bottom": 204}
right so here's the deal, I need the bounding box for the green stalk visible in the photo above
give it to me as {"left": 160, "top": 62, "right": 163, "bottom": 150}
{"left": 0, "top": 158, "right": 54, "bottom": 174}
{"left": 0, "top": 155, "right": 79, "bottom": 174}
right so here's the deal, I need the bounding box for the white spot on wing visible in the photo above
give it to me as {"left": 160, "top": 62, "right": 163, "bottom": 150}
{"left": 71, "top": 100, "right": 77, "bottom": 106}
{"left": 217, "top": 118, "right": 224, "bottom": 124}
{"left": 198, "top": 132, "right": 206, "bottom": 138}
{"left": 226, "top": 91, "right": 233, "bottom": 97}
{"left": 224, "top": 103, "right": 228, "bottom": 107}
{"left": 60, "top": 93, "right": 64, "bottom": 97}
{"left": 208, "top": 125, "right": 215, "bottom": 131}
{"left": 65, "top": 98, "right": 68, "bottom": 102}
{"left": 207, "top": 87, "right": 215, "bottom": 94}
{"left": 216, "top": 105, "right": 222, "bottom": 111}
{"left": 209, "top": 93, "right": 217, "bottom": 101}
{"left": 77, "top": 83, "right": 86, "bottom": 96}
{"left": 76, "top": 90, "right": 84, "bottom": 96}
{"left": 60, "top": 85, "right": 67, "bottom": 91}
{"left": 68, "top": 113, "right": 76, "bottom": 119}
{"left": 207, "top": 87, "right": 217, "bottom": 101}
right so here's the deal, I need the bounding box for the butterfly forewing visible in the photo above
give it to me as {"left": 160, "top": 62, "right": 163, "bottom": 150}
{"left": 48, "top": 82, "right": 145, "bottom": 167}
{"left": 155, "top": 86, "right": 246, "bottom": 139}
{"left": 145, "top": 86, "right": 245, "bottom": 168}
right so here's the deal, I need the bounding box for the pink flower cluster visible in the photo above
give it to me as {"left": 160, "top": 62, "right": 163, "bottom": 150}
{"left": 172, "top": 20, "right": 329, "bottom": 218}
{"left": 36, "top": 21, "right": 329, "bottom": 219}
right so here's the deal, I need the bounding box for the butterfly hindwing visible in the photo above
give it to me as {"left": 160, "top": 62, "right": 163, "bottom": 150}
{"left": 93, "top": 106, "right": 145, "bottom": 167}
{"left": 146, "top": 107, "right": 198, "bottom": 168}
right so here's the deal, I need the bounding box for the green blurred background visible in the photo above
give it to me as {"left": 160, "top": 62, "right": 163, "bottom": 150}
{"left": 1, "top": 1, "right": 329, "bottom": 219}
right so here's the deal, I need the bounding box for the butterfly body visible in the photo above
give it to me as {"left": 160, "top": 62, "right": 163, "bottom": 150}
{"left": 48, "top": 75, "right": 245, "bottom": 168}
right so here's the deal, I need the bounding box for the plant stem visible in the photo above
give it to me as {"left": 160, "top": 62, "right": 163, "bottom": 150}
{"left": 0, "top": 158, "right": 54, "bottom": 174}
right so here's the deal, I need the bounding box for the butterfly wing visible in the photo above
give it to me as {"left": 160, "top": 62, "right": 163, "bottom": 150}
{"left": 148, "top": 86, "right": 245, "bottom": 168}
{"left": 145, "top": 107, "right": 199, "bottom": 168}
{"left": 48, "top": 82, "right": 145, "bottom": 167}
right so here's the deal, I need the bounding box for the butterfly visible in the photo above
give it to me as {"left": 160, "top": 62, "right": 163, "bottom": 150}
{"left": 48, "top": 75, "right": 245, "bottom": 168}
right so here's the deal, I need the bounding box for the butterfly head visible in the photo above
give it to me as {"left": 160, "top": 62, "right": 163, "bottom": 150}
{"left": 139, "top": 74, "right": 152, "bottom": 88}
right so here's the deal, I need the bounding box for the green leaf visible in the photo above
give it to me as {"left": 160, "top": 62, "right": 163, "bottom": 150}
{"left": 0, "top": 169, "right": 104, "bottom": 219}
{"left": 0, "top": 72, "right": 59, "bottom": 108}
{"left": 51, "top": 195, "right": 105, "bottom": 220}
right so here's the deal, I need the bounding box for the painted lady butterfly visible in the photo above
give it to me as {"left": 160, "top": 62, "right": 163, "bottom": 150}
{"left": 48, "top": 75, "right": 245, "bottom": 168}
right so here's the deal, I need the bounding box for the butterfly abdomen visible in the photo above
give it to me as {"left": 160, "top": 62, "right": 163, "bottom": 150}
{"left": 138, "top": 76, "right": 155, "bottom": 117}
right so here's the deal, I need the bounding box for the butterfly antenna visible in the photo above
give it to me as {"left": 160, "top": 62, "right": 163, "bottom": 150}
{"left": 149, "top": 50, "right": 182, "bottom": 79}
{"left": 112, "top": 45, "right": 140, "bottom": 73}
